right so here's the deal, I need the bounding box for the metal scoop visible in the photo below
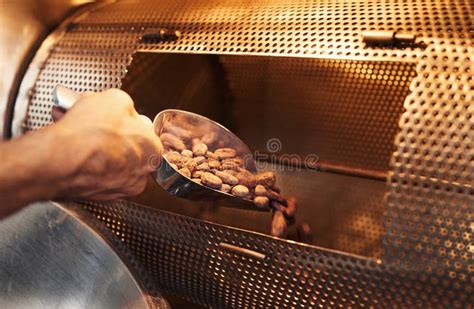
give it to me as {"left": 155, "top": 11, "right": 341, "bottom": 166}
{"left": 52, "top": 85, "right": 268, "bottom": 212}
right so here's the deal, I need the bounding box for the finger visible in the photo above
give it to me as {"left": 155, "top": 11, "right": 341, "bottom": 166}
{"left": 123, "top": 177, "right": 148, "bottom": 196}
{"left": 81, "top": 91, "right": 95, "bottom": 97}
{"left": 138, "top": 114, "right": 153, "bottom": 130}
{"left": 51, "top": 106, "right": 67, "bottom": 122}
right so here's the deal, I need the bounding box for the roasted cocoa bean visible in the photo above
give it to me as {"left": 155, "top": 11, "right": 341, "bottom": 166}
{"left": 192, "top": 156, "right": 206, "bottom": 165}
{"left": 266, "top": 189, "right": 287, "bottom": 205}
{"left": 185, "top": 160, "right": 197, "bottom": 173}
{"left": 192, "top": 170, "right": 204, "bottom": 179}
{"left": 254, "top": 184, "right": 267, "bottom": 196}
{"left": 208, "top": 159, "right": 221, "bottom": 169}
{"left": 297, "top": 223, "right": 313, "bottom": 244}
{"left": 160, "top": 133, "right": 186, "bottom": 152}
{"left": 164, "top": 152, "right": 185, "bottom": 165}
{"left": 214, "top": 170, "right": 239, "bottom": 185}
{"left": 271, "top": 210, "right": 287, "bottom": 237}
{"left": 181, "top": 149, "right": 193, "bottom": 158}
{"left": 222, "top": 157, "right": 243, "bottom": 166}
{"left": 192, "top": 143, "right": 208, "bottom": 156}
{"left": 220, "top": 161, "right": 241, "bottom": 171}
{"left": 201, "top": 172, "right": 222, "bottom": 189}
{"left": 253, "top": 196, "right": 269, "bottom": 208}
{"left": 270, "top": 200, "right": 286, "bottom": 212}
{"left": 255, "top": 171, "right": 276, "bottom": 187}
{"left": 214, "top": 148, "right": 237, "bottom": 159}
{"left": 284, "top": 197, "right": 297, "bottom": 218}
{"left": 221, "top": 183, "right": 231, "bottom": 193}
{"left": 231, "top": 185, "right": 249, "bottom": 198}
{"left": 206, "top": 151, "right": 219, "bottom": 160}
{"left": 196, "top": 162, "right": 210, "bottom": 171}
{"left": 178, "top": 167, "right": 191, "bottom": 178}
{"left": 236, "top": 173, "right": 256, "bottom": 188}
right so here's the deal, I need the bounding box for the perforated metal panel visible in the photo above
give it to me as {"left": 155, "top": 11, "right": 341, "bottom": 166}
{"left": 14, "top": 0, "right": 474, "bottom": 307}
{"left": 218, "top": 56, "right": 415, "bottom": 172}
{"left": 384, "top": 43, "right": 473, "bottom": 281}
{"left": 78, "top": 200, "right": 471, "bottom": 307}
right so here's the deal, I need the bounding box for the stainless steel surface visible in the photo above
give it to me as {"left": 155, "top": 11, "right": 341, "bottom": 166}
{"left": 9, "top": 0, "right": 474, "bottom": 307}
{"left": 53, "top": 84, "right": 81, "bottom": 110}
{"left": 0, "top": 201, "right": 150, "bottom": 308}
{"left": 80, "top": 199, "right": 472, "bottom": 307}
{"left": 384, "top": 43, "right": 474, "bottom": 273}
{"left": 0, "top": 0, "right": 94, "bottom": 139}
{"left": 154, "top": 109, "right": 265, "bottom": 212}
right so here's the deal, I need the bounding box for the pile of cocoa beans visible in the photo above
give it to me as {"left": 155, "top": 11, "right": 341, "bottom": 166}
{"left": 160, "top": 125, "right": 297, "bottom": 237}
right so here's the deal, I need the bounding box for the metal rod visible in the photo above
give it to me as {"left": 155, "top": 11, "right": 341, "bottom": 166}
{"left": 219, "top": 242, "right": 266, "bottom": 261}
{"left": 256, "top": 154, "right": 387, "bottom": 181}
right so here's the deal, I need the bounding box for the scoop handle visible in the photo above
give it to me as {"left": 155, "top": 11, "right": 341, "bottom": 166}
{"left": 51, "top": 85, "right": 81, "bottom": 121}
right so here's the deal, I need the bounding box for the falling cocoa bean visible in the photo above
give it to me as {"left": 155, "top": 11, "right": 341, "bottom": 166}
{"left": 271, "top": 210, "right": 287, "bottom": 237}
{"left": 256, "top": 171, "right": 276, "bottom": 187}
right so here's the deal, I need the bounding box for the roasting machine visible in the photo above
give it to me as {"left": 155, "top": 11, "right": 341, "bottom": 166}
{"left": 1, "top": 0, "right": 472, "bottom": 307}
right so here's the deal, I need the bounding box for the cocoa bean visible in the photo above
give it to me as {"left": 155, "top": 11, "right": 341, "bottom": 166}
{"left": 160, "top": 133, "right": 186, "bottom": 152}
{"left": 214, "top": 170, "right": 239, "bottom": 185}
{"left": 192, "top": 143, "right": 208, "bottom": 156}
{"left": 221, "top": 183, "right": 231, "bottom": 193}
{"left": 201, "top": 172, "right": 222, "bottom": 189}
{"left": 255, "top": 171, "right": 276, "bottom": 187}
{"left": 196, "top": 162, "right": 210, "bottom": 171}
{"left": 214, "top": 148, "right": 237, "bottom": 159}
{"left": 178, "top": 167, "right": 191, "bottom": 178}
{"left": 253, "top": 196, "right": 269, "bottom": 208}
{"left": 284, "top": 197, "right": 297, "bottom": 218}
{"left": 181, "top": 149, "right": 193, "bottom": 158}
{"left": 208, "top": 159, "right": 221, "bottom": 169}
{"left": 236, "top": 173, "right": 256, "bottom": 188}
{"left": 271, "top": 211, "right": 287, "bottom": 237}
{"left": 254, "top": 185, "right": 267, "bottom": 196}
{"left": 192, "top": 156, "right": 206, "bottom": 165}
{"left": 231, "top": 185, "right": 249, "bottom": 198}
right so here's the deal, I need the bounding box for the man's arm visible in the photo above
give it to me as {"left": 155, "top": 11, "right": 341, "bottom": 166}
{"left": 0, "top": 89, "right": 162, "bottom": 219}
{"left": 0, "top": 125, "right": 72, "bottom": 217}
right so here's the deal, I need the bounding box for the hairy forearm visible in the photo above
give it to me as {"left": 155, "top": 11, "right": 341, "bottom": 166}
{"left": 0, "top": 125, "right": 80, "bottom": 218}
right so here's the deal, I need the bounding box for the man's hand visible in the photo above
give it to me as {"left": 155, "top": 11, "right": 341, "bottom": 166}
{"left": 0, "top": 89, "right": 162, "bottom": 218}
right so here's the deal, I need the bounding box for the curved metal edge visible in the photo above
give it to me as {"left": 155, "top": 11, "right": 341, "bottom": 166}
{"left": 0, "top": 201, "right": 156, "bottom": 308}
{"left": 6, "top": 2, "right": 112, "bottom": 139}
{"left": 154, "top": 108, "right": 257, "bottom": 171}
{"left": 56, "top": 201, "right": 170, "bottom": 309}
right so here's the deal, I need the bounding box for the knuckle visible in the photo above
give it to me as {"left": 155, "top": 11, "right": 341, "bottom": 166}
{"left": 105, "top": 89, "right": 134, "bottom": 108}
{"left": 127, "top": 179, "right": 147, "bottom": 196}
